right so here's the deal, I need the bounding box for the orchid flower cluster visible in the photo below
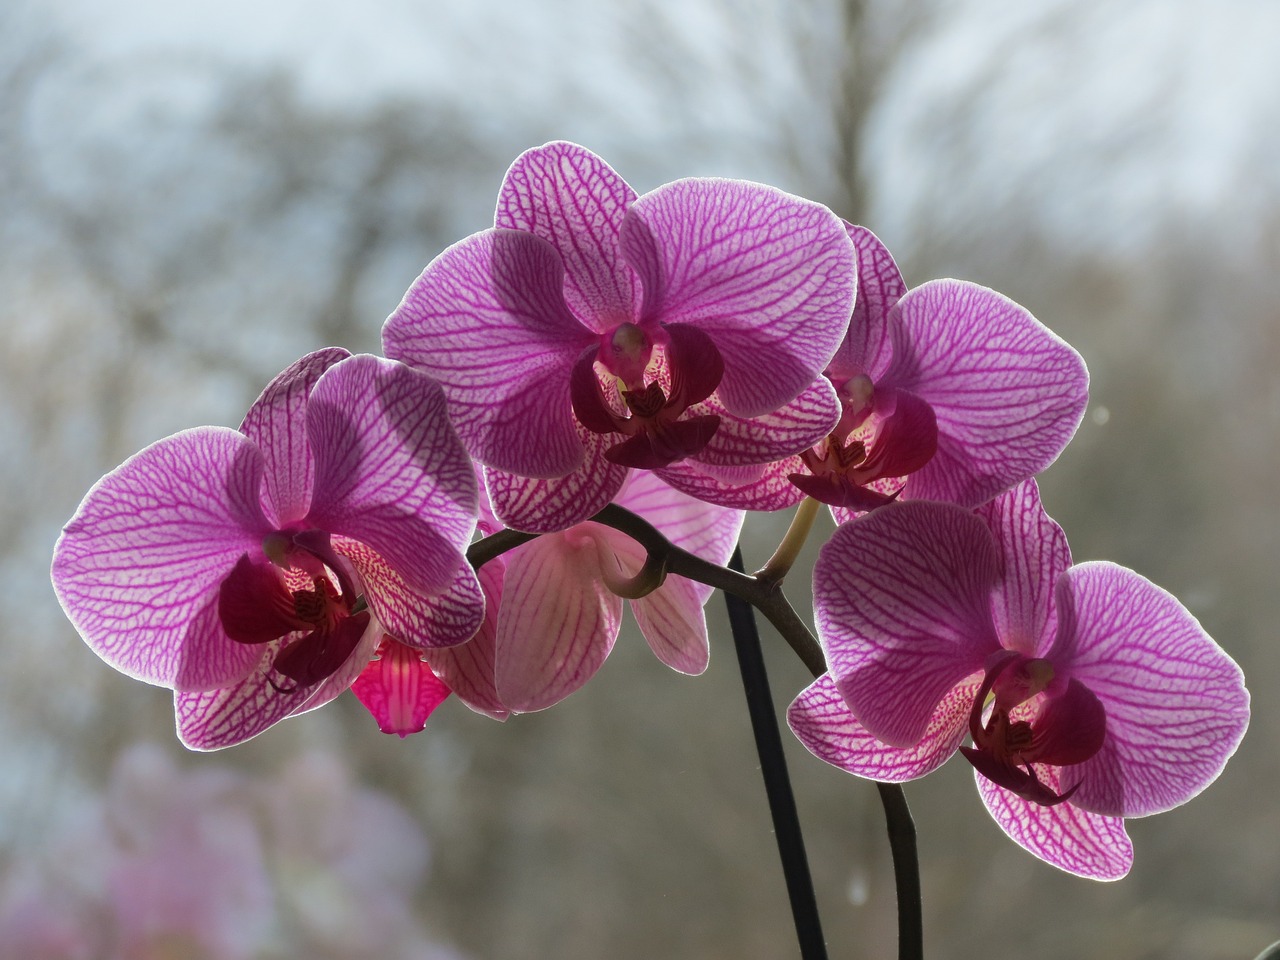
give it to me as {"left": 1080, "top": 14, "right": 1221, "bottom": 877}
{"left": 53, "top": 141, "right": 1248, "bottom": 899}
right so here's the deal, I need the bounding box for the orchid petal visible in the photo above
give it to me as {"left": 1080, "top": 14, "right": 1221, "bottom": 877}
{"left": 305, "top": 355, "right": 475, "bottom": 598}
{"left": 692, "top": 376, "right": 840, "bottom": 466}
{"left": 238, "top": 348, "right": 350, "bottom": 525}
{"left": 52, "top": 427, "right": 270, "bottom": 691}
{"left": 351, "top": 639, "right": 452, "bottom": 737}
{"left": 657, "top": 457, "right": 807, "bottom": 512}
{"left": 484, "top": 426, "right": 628, "bottom": 533}
{"left": 494, "top": 528, "right": 622, "bottom": 711}
{"left": 425, "top": 560, "right": 510, "bottom": 720}
{"left": 621, "top": 178, "right": 854, "bottom": 417}
{"left": 177, "top": 622, "right": 379, "bottom": 750}
{"left": 814, "top": 501, "right": 1002, "bottom": 747}
{"left": 617, "top": 469, "right": 744, "bottom": 566}
{"left": 788, "top": 672, "right": 978, "bottom": 782}
{"left": 383, "top": 229, "right": 591, "bottom": 477}
{"left": 605, "top": 531, "right": 709, "bottom": 675}
{"left": 334, "top": 536, "right": 485, "bottom": 650}
{"left": 495, "top": 141, "right": 641, "bottom": 328}
{"left": 828, "top": 223, "right": 904, "bottom": 381}
{"left": 882, "top": 280, "right": 1088, "bottom": 508}
{"left": 1051, "top": 562, "right": 1249, "bottom": 818}
{"left": 976, "top": 480, "right": 1072, "bottom": 657}
{"left": 974, "top": 765, "right": 1133, "bottom": 880}
{"left": 855, "top": 386, "right": 938, "bottom": 481}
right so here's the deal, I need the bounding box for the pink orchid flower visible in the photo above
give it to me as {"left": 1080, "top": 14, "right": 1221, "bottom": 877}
{"left": 788, "top": 480, "right": 1249, "bottom": 879}
{"left": 350, "top": 635, "right": 454, "bottom": 738}
{"left": 382, "top": 140, "right": 854, "bottom": 533}
{"left": 660, "top": 225, "right": 1090, "bottom": 516}
{"left": 427, "top": 469, "right": 745, "bottom": 713}
{"left": 52, "top": 349, "right": 483, "bottom": 748}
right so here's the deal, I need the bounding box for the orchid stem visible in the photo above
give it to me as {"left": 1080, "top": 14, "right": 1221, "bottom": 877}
{"left": 725, "top": 545, "right": 828, "bottom": 960}
{"left": 757, "top": 497, "right": 822, "bottom": 584}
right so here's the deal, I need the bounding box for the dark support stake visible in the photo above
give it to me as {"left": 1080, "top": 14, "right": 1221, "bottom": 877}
{"left": 725, "top": 546, "right": 828, "bottom": 960}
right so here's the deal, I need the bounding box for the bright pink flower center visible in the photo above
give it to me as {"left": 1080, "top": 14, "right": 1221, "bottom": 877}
{"left": 959, "top": 652, "right": 1107, "bottom": 807}
{"left": 569, "top": 321, "right": 725, "bottom": 470}
{"left": 788, "top": 374, "right": 938, "bottom": 511}
{"left": 218, "top": 530, "right": 369, "bottom": 690}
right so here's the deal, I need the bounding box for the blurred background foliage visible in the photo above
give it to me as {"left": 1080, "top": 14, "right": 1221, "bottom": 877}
{"left": 2, "top": 0, "right": 1276, "bottom": 957}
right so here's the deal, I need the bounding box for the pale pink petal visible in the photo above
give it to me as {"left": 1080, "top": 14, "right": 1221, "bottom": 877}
{"left": 657, "top": 456, "right": 807, "bottom": 511}
{"left": 974, "top": 765, "right": 1133, "bottom": 880}
{"left": 335, "top": 538, "right": 485, "bottom": 650}
{"left": 305, "top": 355, "right": 476, "bottom": 597}
{"left": 494, "top": 528, "right": 622, "bottom": 711}
{"left": 383, "top": 229, "right": 592, "bottom": 477}
{"left": 495, "top": 141, "right": 641, "bottom": 328}
{"left": 828, "top": 223, "right": 904, "bottom": 381}
{"left": 1051, "top": 562, "right": 1249, "bottom": 818}
{"left": 884, "top": 280, "right": 1089, "bottom": 508}
{"left": 691, "top": 376, "right": 840, "bottom": 466}
{"left": 976, "top": 480, "right": 1072, "bottom": 657}
{"left": 616, "top": 469, "right": 745, "bottom": 565}
{"left": 51, "top": 427, "right": 270, "bottom": 691}
{"left": 351, "top": 640, "right": 452, "bottom": 737}
{"left": 177, "top": 623, "right": 380, "bottom": 749}
{"left": 788, "top": 672, "right": 978, "bottom": 782}
{"left": 484, "top": 426, "right": 628, "bottom": 533}
{"left": 620, "top": 178, "right": 854, "bottom": 417}
{"left": 425, "top": 560, "right": 510, "bottom": 720}
{"left": 814, "top": 501, "right": 1003, "bottom": 747}
{"left": 238, "top": 347, "right": 350, "bottom": 525}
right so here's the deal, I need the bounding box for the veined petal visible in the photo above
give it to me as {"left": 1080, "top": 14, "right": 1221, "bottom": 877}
{"left": 335, "top": 537, "right": 485, "bottom": 650}
{"left": 883, "top": 280, "right": 1088, "bottom": 508}
{"left": 975, "top": 765, "right": 1133, "bottom": 880}
{"left": 814, "top": 501, "right": 1003, "bottom": 747}
{"left": 484, "top": 427, "right": 628, "bottom": 533}
{"left": 494, "top": 528, "right": 622, "bottom": 711}
{"left": 383, "top": 228, "right": 591, "bottom": 477}
{"left": 621, "top": 178, "right": 854, "bottom": 417}
{"left": 1051, "top": 562, "right": 1249, "bottom": 818}
{"left": 976, "top": 480, "right": 1072, "bottom": 657}
{"left": 692, "top": 376, "right": 841, "bottom": 466}
{"left": 351, "top": 639, "right": 452, "bottom": 738}
{"left": 828, "top": 223, "right": 904, "bottom": 382}
{"left": 788, "top": 673, "right": 978, "bottom": 782}
{"left": 239, "top": 348, "right": 350, "bottom": 525}
{"left": 52, "top": 427, "right": 270, "bottom": 691}
{"left": 425, "top": 560, "right": 509, "bottom": 720}
{"left": 657, "top": 457, "right": 807, "bottom": 512}
{"left": 305, "top": 355, "right": 476, "bottom": 597}
{"left": 617, "top": 469, "right": 744, "bottom": 566}
{"left": 177, "top": 621, "right": 380, "bottom": 750}
{"left": 495, "top": 141, "right": 641, "bottom": 328}
{"left": 607, "top": 532, "right": 709, "bottom": 675}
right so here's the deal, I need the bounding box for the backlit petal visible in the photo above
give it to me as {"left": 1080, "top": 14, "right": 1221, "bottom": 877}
{"left": 383, "top": 229, "right": 591, "bottom": 477}
{"left": 975, "top": 765, "right": 1133, "bottom": 880}
{"left": 238, "top": 348, "right": 350, "bottom": 525}
{"left": 495, "top": 141, "right": 641, "bottom": 328}
{"left": 52, "top": 427, "right": 270, "bottom": 691}
{"left": 657, "top": 457, "right": 807, "bottom": 512}
{"left": 691, "top": 376, "right": 840, "bottom": 466}
{"left": 621, "top": 178, "right": 854, "bottom": 417}
{"left": 827, "top": 223, "right": 903, "bottom": 382}
{"left": 425, "top": 560, "right": 510, "bottom": 720}
{"left": 883, "top": 280, "right": 1088, "bottom": 508}
{"left": 976, "top": 480, "right": 1072, "bottom": 656}
{"left": 788, "top": 672, "right": 978, "bottom": 782}
{"left": 351, "top": 639, "right": 452, "bottom": 737}
{"left": 814, "top": 501, "right": 1002, "bottom": 747}
{"left": 1051, "top": 562, "right": 1249, "bottom": 817}
{"left": 305, "top": 355, "right": 476, "bottom": 597}
{"left": 494, "top": 528, "right": 622, "bottom": 712}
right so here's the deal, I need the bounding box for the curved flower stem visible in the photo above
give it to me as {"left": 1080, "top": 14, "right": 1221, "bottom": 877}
{"left": 466, "top": 504, "right": 923, "bottom": 960}
{"left": 756, "top": 496, "right": 822, "bottom": 585}
{"left": 725, "top": 545, "right": 828, "bottom": 960}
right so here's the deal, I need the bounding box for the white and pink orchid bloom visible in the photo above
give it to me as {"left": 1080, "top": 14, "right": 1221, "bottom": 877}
{"left": 429, "top": 470, "right": 744, "bottom": 714}
{"left": 788, "top": 480, "right": 1249, "bottom": 879}
{"left": 382, "top": 140, "right": 854, "bottom": 533}
{"left": 661, "top": 225, "right": 1090, "bottom": 516}
{"left": 52, "top": 349, "right": 483, "bottom": 748}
